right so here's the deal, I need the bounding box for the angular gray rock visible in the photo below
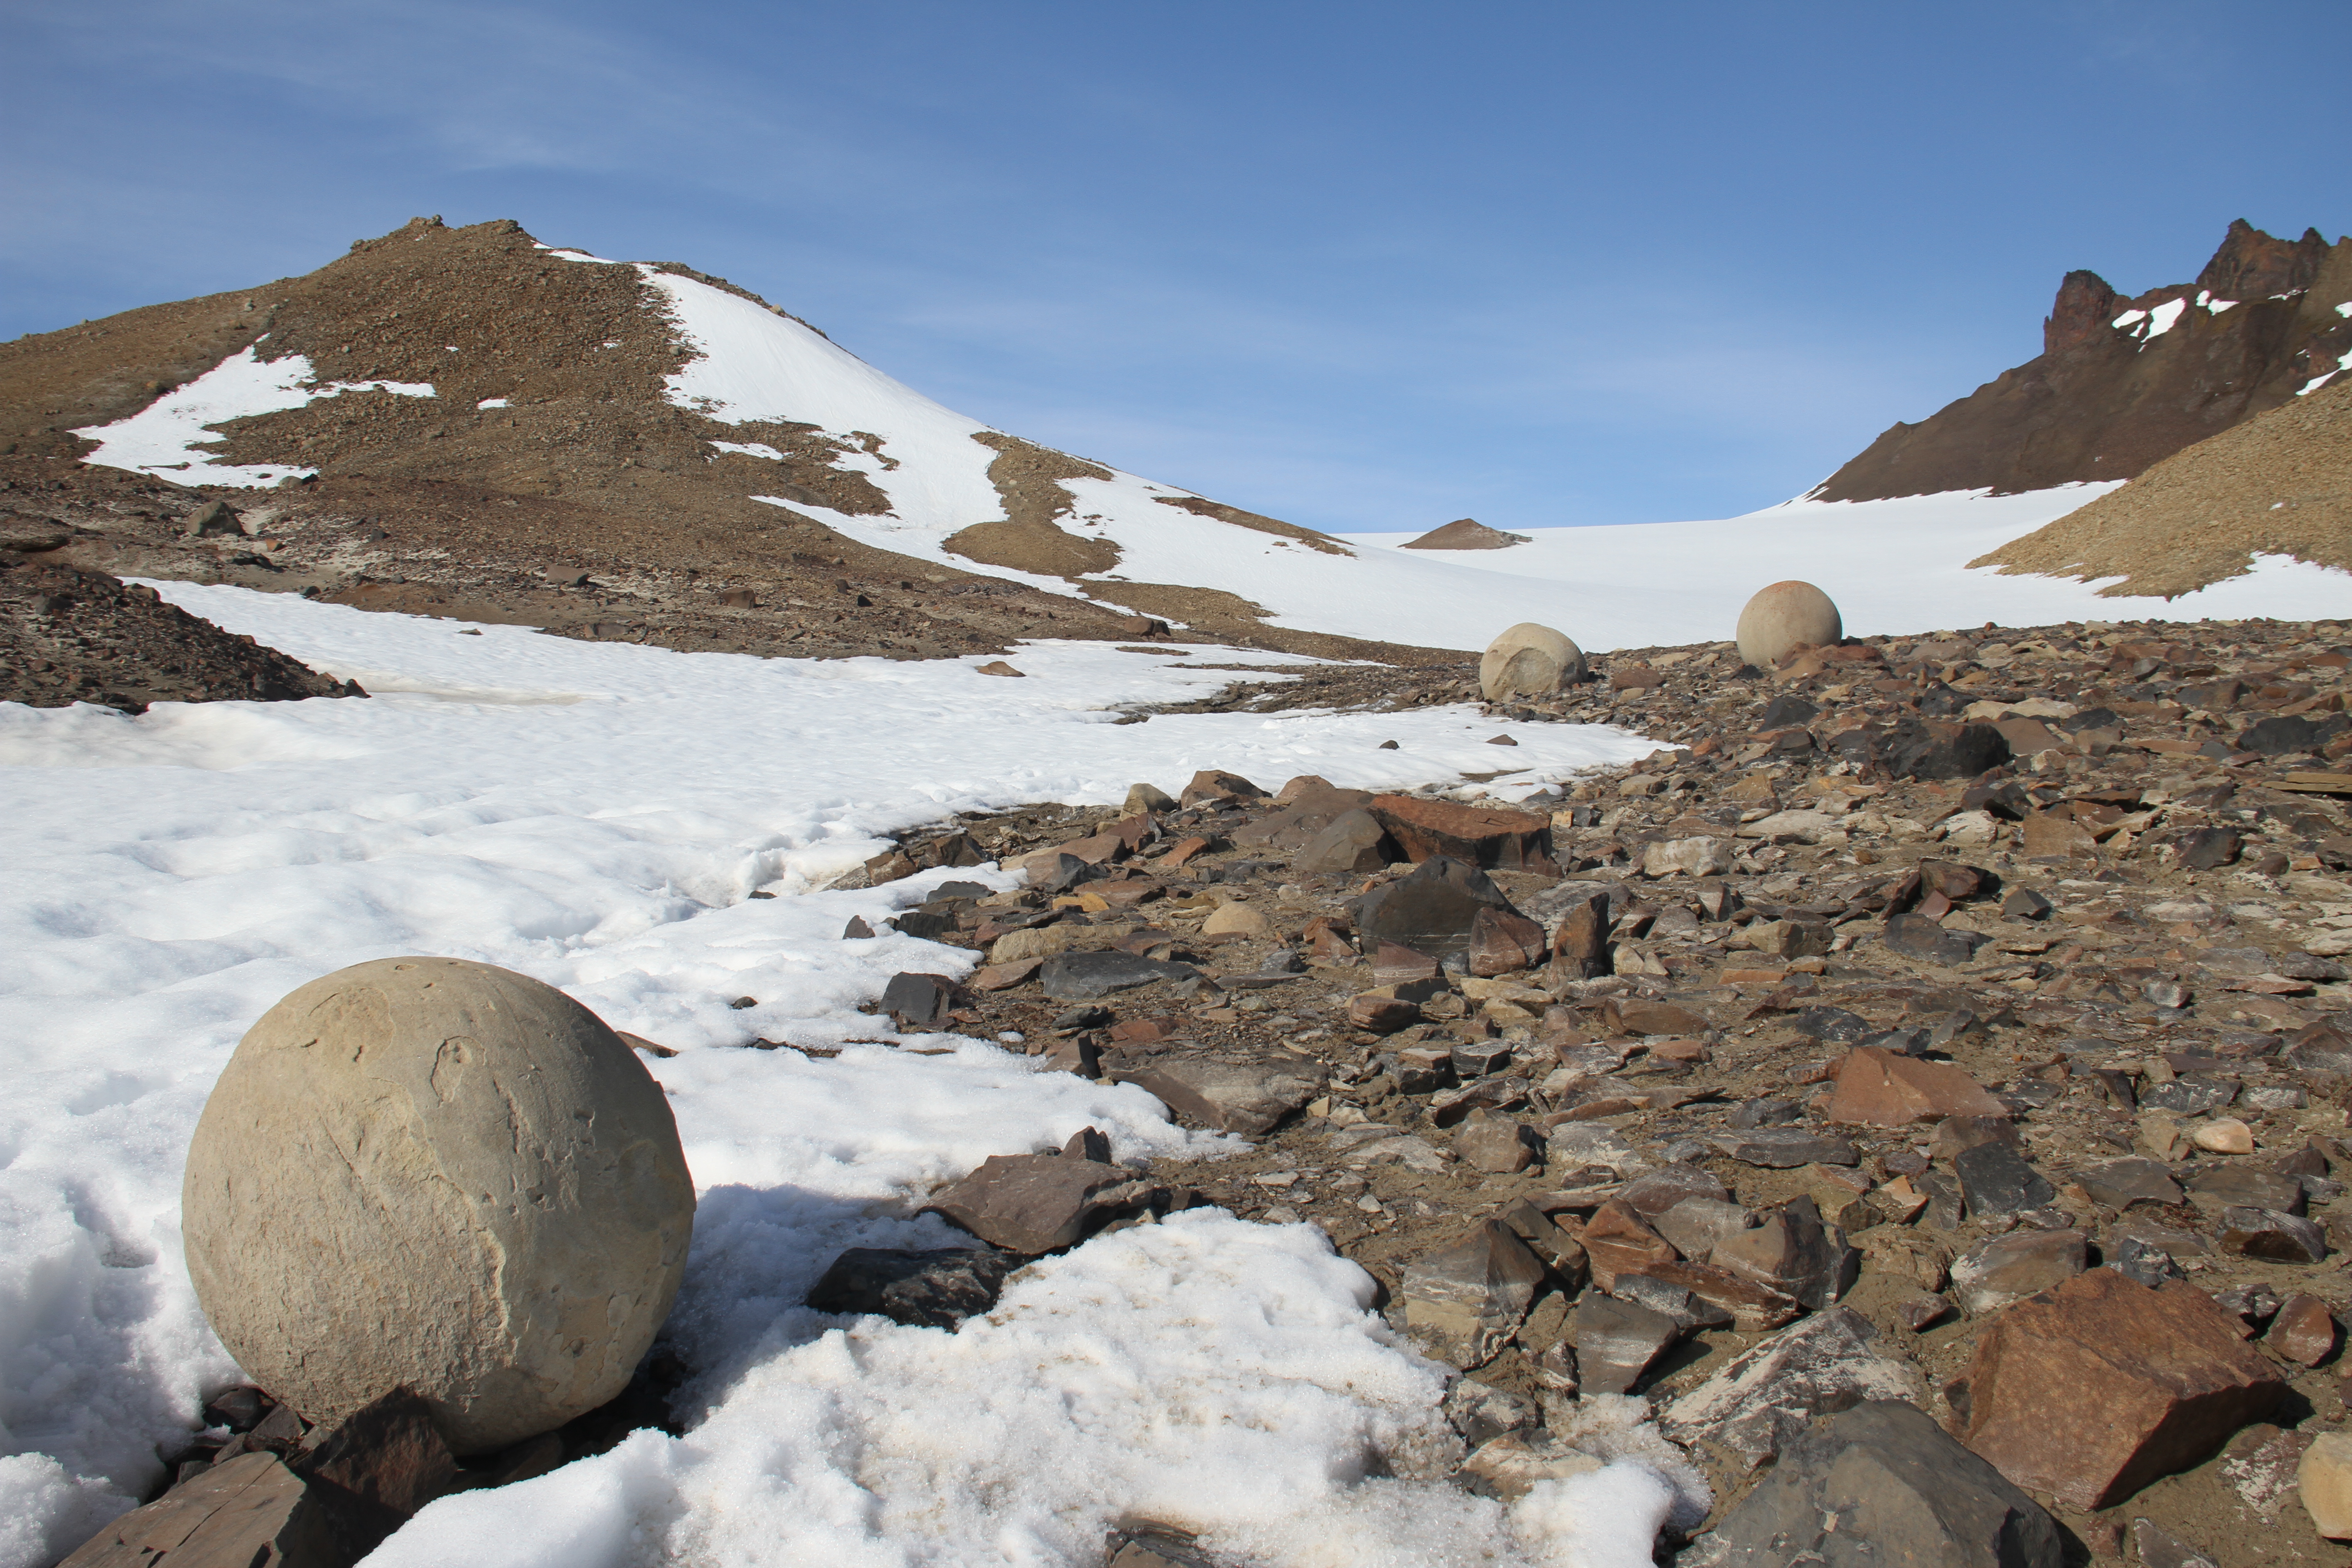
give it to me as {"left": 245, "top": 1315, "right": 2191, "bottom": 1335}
{"left": 1710, "top": 1127, "right": 1858, "bottom": 1168}
{"left": 1037, "top": 951, "right": 1201, "bottom": 1000}
{"left": 920, "top": 1147, "right": 1159, "bottom": 1254}
{"left": 805, "top": 1246, "right": 1018, "bottom": 1328}
{"left": 1954, "top": 1142, "right": 2057, "bottom": 1216}
{"left": 1660, "top": 1307, "right": 1924, "bottom": 1471}
{"left": 1401, "top": 1220, "right": 1549, "bottom": 1368}
{"left": 1689, "top": 1400, "right": 2061, "bottom": 1568}
{"left": 1296, "top": 808, "right": 1395, "bottom": 873}
{"left": 1573, "top": 1289, "right": 1683, "bottom": 1395}
{"left": 1950, "top": 1228, "right": 2088, "bottom": 1314}
{"left": 2078, "top": 1157, "right": 2184, "bottom": 1210}
{"left": 1112, "top": 1059, "right": 1323, "bottom": 1137}
{"left": 1346, "top": 855, "right": 1522, "bottom": 963}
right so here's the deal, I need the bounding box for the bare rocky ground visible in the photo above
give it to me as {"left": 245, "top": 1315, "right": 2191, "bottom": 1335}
{"left": 804, "top": 611, "right": 2352, "bottom": 1565}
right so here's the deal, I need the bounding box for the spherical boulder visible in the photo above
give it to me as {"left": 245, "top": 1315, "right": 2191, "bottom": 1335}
{"left": 183, "top": 957, "right": 695, "bottom": 1453}
{"left": 1480, "top": 622, "right": 1586, "bottom": 702}
{"left": 1735, "top": 581, "right": 1842, "bottom": 669}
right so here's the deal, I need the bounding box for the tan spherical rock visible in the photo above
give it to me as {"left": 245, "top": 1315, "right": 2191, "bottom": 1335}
{"left": 183, "top": 957, "right": 694, "bottom": 1453}
{"left": 1735, "top": 581, "right": 1842, "bottom": 668}
{"left": 1479, "top": 623, "right": 1586, "bottom": 702}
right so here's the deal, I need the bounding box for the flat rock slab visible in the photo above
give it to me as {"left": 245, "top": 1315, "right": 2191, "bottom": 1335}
{"left": 62, "top": 1451, "right": 343, "bottom": 1568}
{"left": 1691, "top": 1399, "right": 2061, "bottom": 1568}
{"left": 1954, "top": 1142, "right": 2057, "bottom": 1216}
{"left": 1036, "top": 951, "right": 1201, "bottom": 1000}
{"left": 1112, "top": 1059, "right": 1323, "bottom": 1137}
{"left": 1961, "top": 1268, "right": 2285, "bottom": 1510}
{"left": 805, "top": 1245, "right": 1018, "bottom": 1329}
{"left": 1574, "top": 1289, "right": 1684, "bottom": 1395}
{"left": 2078, "top": 1157, "right": 2185, "bottom": 1210}
{"left": 1661, "top": 1306, "right": 1923, "bottom": 1471}
{"left": 1710, "top": 1128, "right": 1858, "bottom": 1167}
{"left": 920, "top": 1152, "right": 1158, "bottom": 1254}
{"left": 1827, "top": 1045, "right": 2007, "bottom": 1126}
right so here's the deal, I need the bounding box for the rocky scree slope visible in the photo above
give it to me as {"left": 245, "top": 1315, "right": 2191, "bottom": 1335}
{"left": 0, "top": 217, "right": 1449, "bottom": 667}
{"left": 810, "top": 610, "right": 2352, "bottom": 1564}
{"left": 1973, "top": 374, "right": 2352, "bottom": 598}
{"left": 1817, "top": 220, "right": 2352, "bottom": 506}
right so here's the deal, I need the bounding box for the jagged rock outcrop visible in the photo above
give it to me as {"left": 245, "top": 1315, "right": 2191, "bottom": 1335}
{"left": 1815, "top": 220, "right": 2352, "bottom": 502}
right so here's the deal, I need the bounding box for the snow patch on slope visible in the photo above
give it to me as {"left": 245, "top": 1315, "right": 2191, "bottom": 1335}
{"left": 74, "top": 348, "right": 433, "bottom": 488}
{"left": 0, "top": 586, "right": 1677, "bottom": 1566}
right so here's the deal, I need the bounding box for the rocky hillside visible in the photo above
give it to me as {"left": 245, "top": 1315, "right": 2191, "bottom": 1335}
{"left": 0, "top": 217, "right": 1446, "bottom": 665}
{"left": 1816, "top": 220, "right": 2352, "bottom": 502}
{"left": 1974, "top": 376, "right": 2352, "bottom": 597}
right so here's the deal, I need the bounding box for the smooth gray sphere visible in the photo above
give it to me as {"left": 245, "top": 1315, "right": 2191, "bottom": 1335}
{"left": 1735, "top": 581, "right": 1842, "bottom": 668}
{"left": 1480, "top": 622, "right": 1587, "bottom": 701}
{"left": 183, "top": 957, "right": 694, "bottom": 1453}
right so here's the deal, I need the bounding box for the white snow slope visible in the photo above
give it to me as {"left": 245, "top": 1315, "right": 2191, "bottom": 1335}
{"left": 0, "top": 586, "right": 1690, "bottom": 1568}
{"left": 70, "top": 247, "right": 2352, "bottom": 657}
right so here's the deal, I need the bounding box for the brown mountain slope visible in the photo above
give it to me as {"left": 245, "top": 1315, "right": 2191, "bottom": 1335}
{"left": 1970, "top": 375, "right": 2352, "bottom": 597}
{"left": 1816, "top": 220, "right": 2352, "bottom": 502}
{"left": 0, "top": 218, "right": 1444, "bottom": 665}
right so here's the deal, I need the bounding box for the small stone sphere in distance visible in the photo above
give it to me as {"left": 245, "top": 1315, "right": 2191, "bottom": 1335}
{"left": 1735, "top": 581, "right": 1842, "bottom": 668}
{"left": 1480, "top": 622, "right": 1587, "bottom": 701}
{"left": 182, "top": 957, "right": 695, "bottom": 1453}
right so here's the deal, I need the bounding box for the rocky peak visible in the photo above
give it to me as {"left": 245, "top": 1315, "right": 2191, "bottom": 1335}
{"left": 2196, "top": 218, "right": 2334, "bottom": 301}
{"left": 2042, "top": 269, "right": 2122, "bottom": 356}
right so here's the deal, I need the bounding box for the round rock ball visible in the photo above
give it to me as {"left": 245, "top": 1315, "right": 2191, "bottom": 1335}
{"left": 182, "top": 957, "right": 694, "bottom": 1453}
{"left": 1735, "top": 581, "right": 1842, "bottom": 669}
{"left": 1480, "top": 622, "right": 1587, "bottom": 702}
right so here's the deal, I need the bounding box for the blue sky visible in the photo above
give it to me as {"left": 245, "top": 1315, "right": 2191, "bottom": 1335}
{"left": 4, "top": 2, "right": 2346, "bottom": 533}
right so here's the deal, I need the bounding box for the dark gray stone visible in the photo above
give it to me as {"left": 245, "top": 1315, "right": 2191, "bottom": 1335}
{"left": 1573, "top": 1289, "right": 1683, "bottom": 1395}
{"left": 1450, "top": 1039, "right": 1515, "bottom": 1078}
{"left": 2175, "top": 827, "right": 2242, "bottom": 871}
{"left": 2130, "top": 1518, "right": 2219, "bottom": 1568}
{"left": 1690, "top": 1400, "right": 2061, "bottom": 1567}
{"left": 1790, "top": 1006, "right": 1872, "bottom": 1043}
{"left": 2077, "top": 1157, "right": 2183, "bottom": 1210}
{"left": 1401, "top": 1220, "right": 1549, "bottom": 1368}
{"left": 1037, "top": 951, "right": 1201, "bottom": 1001}
{"left": 842, "top": 916, "right": 877, "bottom": 940}
{"left": 1297, "top": 808, "right": 1396, "bottom": 873}
{"left": 1711, "top": 1127, "right": 1858, "bottom": 1168}
{"left": 1442, "top": 1378, "right": 1540, "bottom": 1447}
{"left": 1954, "top": 1143, "right": 2057, "bottom": 1216}
{"left": 1346, "top": 855, "right": 1521, "bottom": 963}
{"left": 806, "top": 1246, "right": 1017, "bottom": 1328}
{"left": 2220, "top": 1207, "right": 2329, "bottom": 1263}
{"left": 2106, "top": 1234, "right": 2187, "bottom": 1288}
{"left": 1727, "top": 1097, "right": 1801, "bottom": 1129}
{"left": 1612, "top": 1274, "right": 1734, "bottom": 1332}
{"left": 2240, "top": 714, "right": 2343, "bottom": 757}
{"left": 2186, "top": 1165, "right": 2304, "bottom": 1215}
{"left": 920, "top": 1146, "right": 1160, "bottom": 1254}
{"left": 2139, "top": 1077, "right": 2239, "bottom": 1115}
{"left": 1919, "top": 1169, "right": 1967, "bottom": 1231}
{"left": 1884, "top": 912, "right": 1990, "bottom": 966}
{"left": 881, "top": 971, "right": 969, "bottom": 1029}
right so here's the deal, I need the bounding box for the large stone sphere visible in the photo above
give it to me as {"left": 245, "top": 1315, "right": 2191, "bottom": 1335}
{"left": 1480, "top": 622, "right": 1586, "bottom": 701}
{"left": 183, "top": 958, "right": 695, "bottom": 1453}
{"left": 1735, "top": 581, "right": 1842, "bottom": 668}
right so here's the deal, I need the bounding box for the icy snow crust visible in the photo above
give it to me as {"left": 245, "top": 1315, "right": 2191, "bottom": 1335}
{"left": 72, "top": 346, "right": 434, "bottom": 488}
{"left": 0, "top": 586, "right": 1680, "bottom": 1568}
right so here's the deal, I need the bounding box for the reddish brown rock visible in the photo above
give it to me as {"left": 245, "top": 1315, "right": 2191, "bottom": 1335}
{"left": 1608, "top": 999, "right": 1711, "bottom": 1037}
{"left": 1348, "top": 994, "right": 1421, "bottom": 1033}
{"left": 1960, "top": 1269, "right": 2286, "bottom": 1509}
{"left": 1580, "top": 1199, "right": 1681, "bottom": 1292}
{"left": 60, "top": 1452, "right": 341, "bottom": 1568}
{"left": 1826, "top": 1046, "right": 2009, "bottom": 1127}
{"left": 920, "top": 1147, "right": 1157, "bottom": 1254}
{"left": 1466, "top": 906, "right": 1547, "bottom": 977}
{"left": 1366, "top": 794, "right": 1554, "bottom": 871}
{"left": 2267, "top": 1293, "right": 2340, "bottom": 1366}
{"left": 1549, "top": 891, "right": 1612, "bottom": 981}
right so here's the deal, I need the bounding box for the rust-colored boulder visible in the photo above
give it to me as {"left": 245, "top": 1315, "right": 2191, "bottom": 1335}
{"left": 1466, "top": 906, "right": 1547, "bottom": 977}
{"left": 1960, "top": 1268, "right": 2285, "bottom": 1510}
{"left": 1549, "top": 890, "right": 1612, "bottom": 981}
{"left": 2268, "top": 1293, "right": 2340, "bottom": 1366}
{"left": 1826, "top": 1046, "right": 2009, "bottom": 1127}
{"left": 1366, "top": 794, "right": 1553, "bottom": 871}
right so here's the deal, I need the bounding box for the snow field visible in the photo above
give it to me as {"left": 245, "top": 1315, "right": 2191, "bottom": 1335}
{"left": 0, "top": 585, "right": 1678, "bottom": 1568}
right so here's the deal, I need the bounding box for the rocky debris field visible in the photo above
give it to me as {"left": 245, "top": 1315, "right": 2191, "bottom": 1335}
{"left": 0, "top": 538, "right": 361, "bottom": 714}
{"left": 0, "top": 456, "right": 1464, "bottom": 676}
{"left": 804, "top": 610, "right": 2352, "bottom": 1564}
